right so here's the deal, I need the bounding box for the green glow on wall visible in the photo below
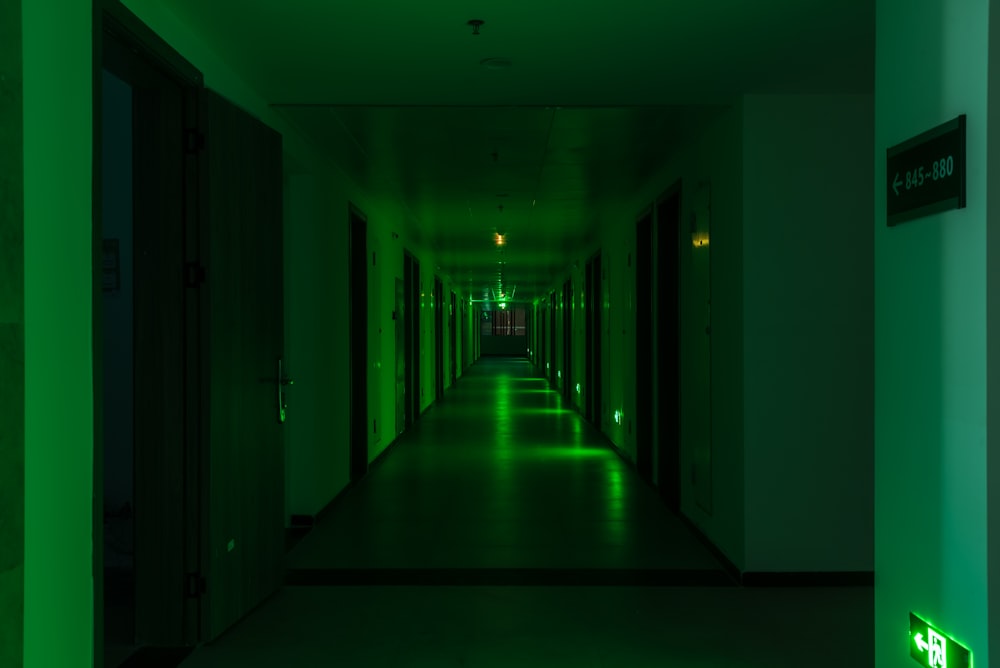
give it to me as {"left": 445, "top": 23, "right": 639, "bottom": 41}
{"left": 614, "top": 410, "right": 622, "bottom": 425}
{"left": 575, "top": 382, "right": 581, "bottom": 394}
{"left": 23, "top": 0, "right": 95, "bottom": 665}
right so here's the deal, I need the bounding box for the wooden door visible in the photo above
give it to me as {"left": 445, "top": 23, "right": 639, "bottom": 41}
{"left": 450, "top": 292, "right": 457, "bottom": 385}
{"left": 434, "top": 276, "right": 444, "bottom": 400}
{"left": 635, "top": 210, "right": 654, "bottom": 484}
{"left": 196, "top": 88, "right": 285, "bottom": 642}
{"left": 655, "top": 186, "right": 681, "bottom": 512}
{"left": 395, "top": 278, "right": 405, "bottom": 434}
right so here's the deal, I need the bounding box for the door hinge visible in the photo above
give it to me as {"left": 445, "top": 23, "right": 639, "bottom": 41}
{"left": 185, "top": 262, "right": 206, "bottom": 288}
{"left": 184, "top": 128, "right": 205, "bottom": 154}
{"left": 185, "top": 573, "right": 206, "bottom": 598}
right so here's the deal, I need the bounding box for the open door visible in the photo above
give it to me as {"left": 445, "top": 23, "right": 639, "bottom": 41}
{"left": 196, "top": 88, "right": 285, "bottom": 642}
{"left": 99, "top": 9, "right": 204, "bottom": 658}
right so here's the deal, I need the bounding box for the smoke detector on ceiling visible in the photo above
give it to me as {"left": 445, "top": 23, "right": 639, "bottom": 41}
{"left": 467, "top": 19, "right": 484, "bottom": 35}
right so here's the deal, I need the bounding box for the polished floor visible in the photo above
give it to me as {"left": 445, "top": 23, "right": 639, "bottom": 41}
{"left": 179, "top": 357, "right": 873, "bottom": 667}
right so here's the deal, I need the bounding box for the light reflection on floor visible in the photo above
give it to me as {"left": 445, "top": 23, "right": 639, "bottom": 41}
{"left": 178, "top": 358, "right": 872, "bottom": 668}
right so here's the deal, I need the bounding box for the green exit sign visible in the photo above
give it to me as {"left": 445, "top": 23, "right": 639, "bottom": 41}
{"left": 909, "top": 613, "right": 971, "bottom": 668}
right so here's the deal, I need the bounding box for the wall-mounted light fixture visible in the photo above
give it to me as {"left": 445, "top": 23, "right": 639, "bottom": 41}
{"left": 690, "top": 211, "right": 709, "bottom": 248}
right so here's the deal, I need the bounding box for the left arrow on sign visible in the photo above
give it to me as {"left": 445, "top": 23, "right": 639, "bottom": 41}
{"left": 893, "top": 172, "right": 903, "bottom": 196}
{"left": 914, "top": 632, "right": 929, "bottom": 652}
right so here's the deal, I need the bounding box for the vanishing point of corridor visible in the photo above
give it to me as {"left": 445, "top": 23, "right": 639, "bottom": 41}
{"left": 178, "top": 358, "right": 872, "bottom": 667}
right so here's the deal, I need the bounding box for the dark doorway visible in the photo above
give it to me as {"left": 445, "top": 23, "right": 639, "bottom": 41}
{"left": 655, "top": 185, "right": 682, "bottom": 512}
{"left": 460, "top": 297, "right": 467, "bottom": 371}
{"left": 99, "top": 12, "right": 202, "bottom": 662}
{"left": 403, "top": 251, "right": 420, "bottom": 426}
{"left": 635, "top": 210, "right": 654, "bottom": 484}
{"left": 450, "top": 292, "right": 457, "bottom": 385}
{"left": 349, "top": 206, "right": 369, "bottom": 482}
{"left": 585, "top": 253, "right": 603, "bottom": 426}
{"left": 538, "top": 301, "right": 545, "bottom": 373}
{"left": 549, "top": 291, "right": 557, "bottom": 386}
{"left": 562, "top": 280, "right": 573, "bottom": 402}
{"left": 434, "top": 276, "right": 444, "bottom": 401}
{"left": 395, "top": 278, "right": 405, "bottom": 435}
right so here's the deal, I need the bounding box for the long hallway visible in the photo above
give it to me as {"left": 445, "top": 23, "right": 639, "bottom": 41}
{"left": 179, "top": 358, "right": 872, "bottom": 667}
{"left": 286, "top": 358, "right": 728, "bottom": 581}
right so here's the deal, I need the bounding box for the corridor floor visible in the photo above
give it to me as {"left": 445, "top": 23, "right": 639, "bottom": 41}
{"left": 180, "top": 357, "right": 873, "bottom": 667}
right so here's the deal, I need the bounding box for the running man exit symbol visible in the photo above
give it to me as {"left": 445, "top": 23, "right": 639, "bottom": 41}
{"left": 909, "top": 613, "right": 970, "bottom": 668}
{"left": 913, "top": 629, "right": 948, "bottom": 668}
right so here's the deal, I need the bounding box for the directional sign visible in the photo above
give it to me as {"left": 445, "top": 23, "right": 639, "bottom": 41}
{"left": 887, "top": 115, "right": 966, "bottom": 226}
{"left": 909, "top": 612, "right": 971, "bottom": 668}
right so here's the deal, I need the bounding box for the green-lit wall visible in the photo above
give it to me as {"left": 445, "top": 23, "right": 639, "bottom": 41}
{"left": 548, "top": 95, "right": 874, "bottom": 576}
{"left": 742, "top": 94, "right": 874, "bottom": 572}
{"left": 591, "top": 105, "right": 746, "bottom": 568}
{"left": 875, "top": 0, "right": 989, "bottom": 666}
{"left": 23, "top": 0, "right": 94, "bottom": 666}
{"left": 282, "top": 172, "right": 351, "bottom": 519}
{"left": 1, "top": 0, "right": 24, "bottom": 666}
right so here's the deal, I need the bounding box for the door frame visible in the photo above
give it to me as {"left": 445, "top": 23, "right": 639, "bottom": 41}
{"left": 95, "top": 4, "right": 204, "bottom": 663}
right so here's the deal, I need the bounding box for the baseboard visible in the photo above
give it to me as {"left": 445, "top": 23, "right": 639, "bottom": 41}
{"left": 741, "top": 571, "right": 875, "bottom": 587}
{"left": 676, "top": 514, "right": 742, "bottom": 585}
{"left": 314, "top": 478, "right": 356, "bottom": 525}
{"left": 118, "top": 646, "right": 193, "bottom": 668}
{"left": 286, "top": 567, "right": 736, "bottom": 587}
{"left": 286, "top": 433, "right": 407, "bottom": 555}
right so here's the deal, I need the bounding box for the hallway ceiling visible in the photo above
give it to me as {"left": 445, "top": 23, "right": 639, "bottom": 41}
{"left": 162, "top": 0, "right": 874, "bottom": 303}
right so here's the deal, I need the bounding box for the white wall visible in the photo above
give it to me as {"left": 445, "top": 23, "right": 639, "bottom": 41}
{"left": 742, "top": 93, "right": 874, "bottom": 572}
{"left": 875, "top": 0, "right": 989, "bottom": 666}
